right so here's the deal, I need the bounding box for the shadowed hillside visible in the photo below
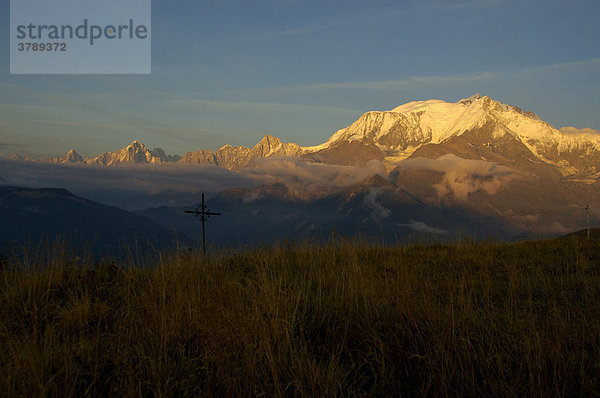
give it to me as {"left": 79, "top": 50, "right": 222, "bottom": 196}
{"left": 0, "top": 186, "right": 184, "bottom": 257}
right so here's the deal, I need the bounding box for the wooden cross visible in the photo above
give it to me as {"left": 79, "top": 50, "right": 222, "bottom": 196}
{"left": 184, "top": 193, "right": 221, "bottom": 256}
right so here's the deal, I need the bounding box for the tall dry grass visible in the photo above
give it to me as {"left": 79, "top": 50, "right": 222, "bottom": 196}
{"left": 1, "top": 237, "right": 599, "bottom": 396}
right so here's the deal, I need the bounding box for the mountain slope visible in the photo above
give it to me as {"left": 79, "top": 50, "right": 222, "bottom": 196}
{"left": 0, "top": 186, "right": 183, "bottom": 256}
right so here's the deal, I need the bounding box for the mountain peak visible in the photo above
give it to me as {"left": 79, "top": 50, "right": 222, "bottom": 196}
{"left": 128, "top": 140, "right": 145, "bottom": 148}
{"left": 458, "top": 93, "right": 484, "bottom": 105}
{"left": 318, "top": 94, "right": 584, "bottom": 169}
{"left": 242, "top": 134, "right": 302, "bottom": 162}
{"left": 65, "top": 149, "right": 83, "bottom": 163}
{"left": 251, "top": 134, "right": 284, "bottom": 157}
{"left": 259, "top": 133, "right": 279, "bottom": 144}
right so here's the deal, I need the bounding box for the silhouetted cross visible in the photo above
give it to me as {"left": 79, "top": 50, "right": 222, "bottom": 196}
{"left": 184, "top": 193, "right": 221, "bottom": 256}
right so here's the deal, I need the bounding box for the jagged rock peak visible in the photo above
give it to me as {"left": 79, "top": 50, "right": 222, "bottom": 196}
{"left": 65, "top": 149, "right": 83, "bottom": 163}
{"left": 83, "top": 140, "right": 175, "bottom": 165}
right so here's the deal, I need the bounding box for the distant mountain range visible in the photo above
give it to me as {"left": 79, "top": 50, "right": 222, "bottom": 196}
{"left": 3, "top": 95, "right": 599, "bottom": 250}
{"left": 11, "top": 94, "right": 600, "bottom": 178}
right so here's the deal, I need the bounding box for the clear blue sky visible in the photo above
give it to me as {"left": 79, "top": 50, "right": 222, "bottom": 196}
{"left": 1, "top": 0, "right": 599, "bottom": 157}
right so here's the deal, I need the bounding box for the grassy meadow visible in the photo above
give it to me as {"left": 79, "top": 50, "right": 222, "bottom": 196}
{"left": 1, "top": 237, "right": 600, "bottom": 397}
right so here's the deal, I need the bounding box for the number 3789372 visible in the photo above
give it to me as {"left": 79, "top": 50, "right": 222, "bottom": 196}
{"left": 18, "top": 42, "right": 67, "bottom": 52}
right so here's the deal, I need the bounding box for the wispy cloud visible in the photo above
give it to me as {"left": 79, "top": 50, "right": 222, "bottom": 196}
{"left": 259, "top": 0, "right": 508, "bottom": 38}
{"left": 259, "top": 19, "right": 338, "bottom": 38}
{"left": 172, "top": 98, "right": 360, "bottom": 116}
{"left": 287, "top": 71, "right": 496, "bottom": 92}
{"left": 275, "top": 58, "right": 600, "bottom": 93}
{"left": 1, "top": 116, "right": 225, "bottom": 144}
{"left": 518, "top": 58, "right": 600, "bottom": 74}
{"left": 363, "top": 188, "right": 391, "bottom": 220}
{"left": 437, "top": 0, "right": 509, "bottom": 9}
{"left": 0, "top": 142, "right": 23, "bottom": 150}
{"left": 0, "top": 82, "right": 150, "bottom": 126}
{"left": 257, "top": 2, "right": 405, "bottom": 39}
{"left": 398, "top": 220, "right": 448, "bottom": 234}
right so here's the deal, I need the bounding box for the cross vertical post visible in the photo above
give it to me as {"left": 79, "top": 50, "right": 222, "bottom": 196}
{"left": 185, "top": 193, "right": 222, "bottom": 257}
{"left": 202, "top": 194, "right": 206, "bottom": 255}
{"left": 586, "top": 204, "right": 590, "bottom": 239}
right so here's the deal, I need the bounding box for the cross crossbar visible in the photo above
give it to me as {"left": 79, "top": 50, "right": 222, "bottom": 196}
{"left": 184, "top": 193, "right": 221, "bottom": 256}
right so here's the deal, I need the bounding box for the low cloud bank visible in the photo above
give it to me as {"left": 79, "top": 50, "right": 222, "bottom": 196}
{"left": 0, "top": 159, "right": 251, "bottom": 210}
{"left": 242, "top": 158, "right": 387, "bottom": 200}
{"left": 0, "top": 153, "right": 519, "bottom": 209}
{"left": 0, "top": 157, "right": 388, "bottom": 209}
{"left": 396, "top": 154, "right": 518, "bottom": 200}
{"left": 559, "top": 126, "right": 600, "bottom": 136}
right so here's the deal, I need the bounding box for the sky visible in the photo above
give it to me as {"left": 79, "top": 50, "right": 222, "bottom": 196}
{"left": 1, "top": 0, "right": 599, "bottom": 158}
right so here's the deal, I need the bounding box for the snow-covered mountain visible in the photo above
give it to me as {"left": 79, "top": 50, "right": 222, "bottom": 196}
{"left": 308, "top": 94, "right": 600, "bottom": 176}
